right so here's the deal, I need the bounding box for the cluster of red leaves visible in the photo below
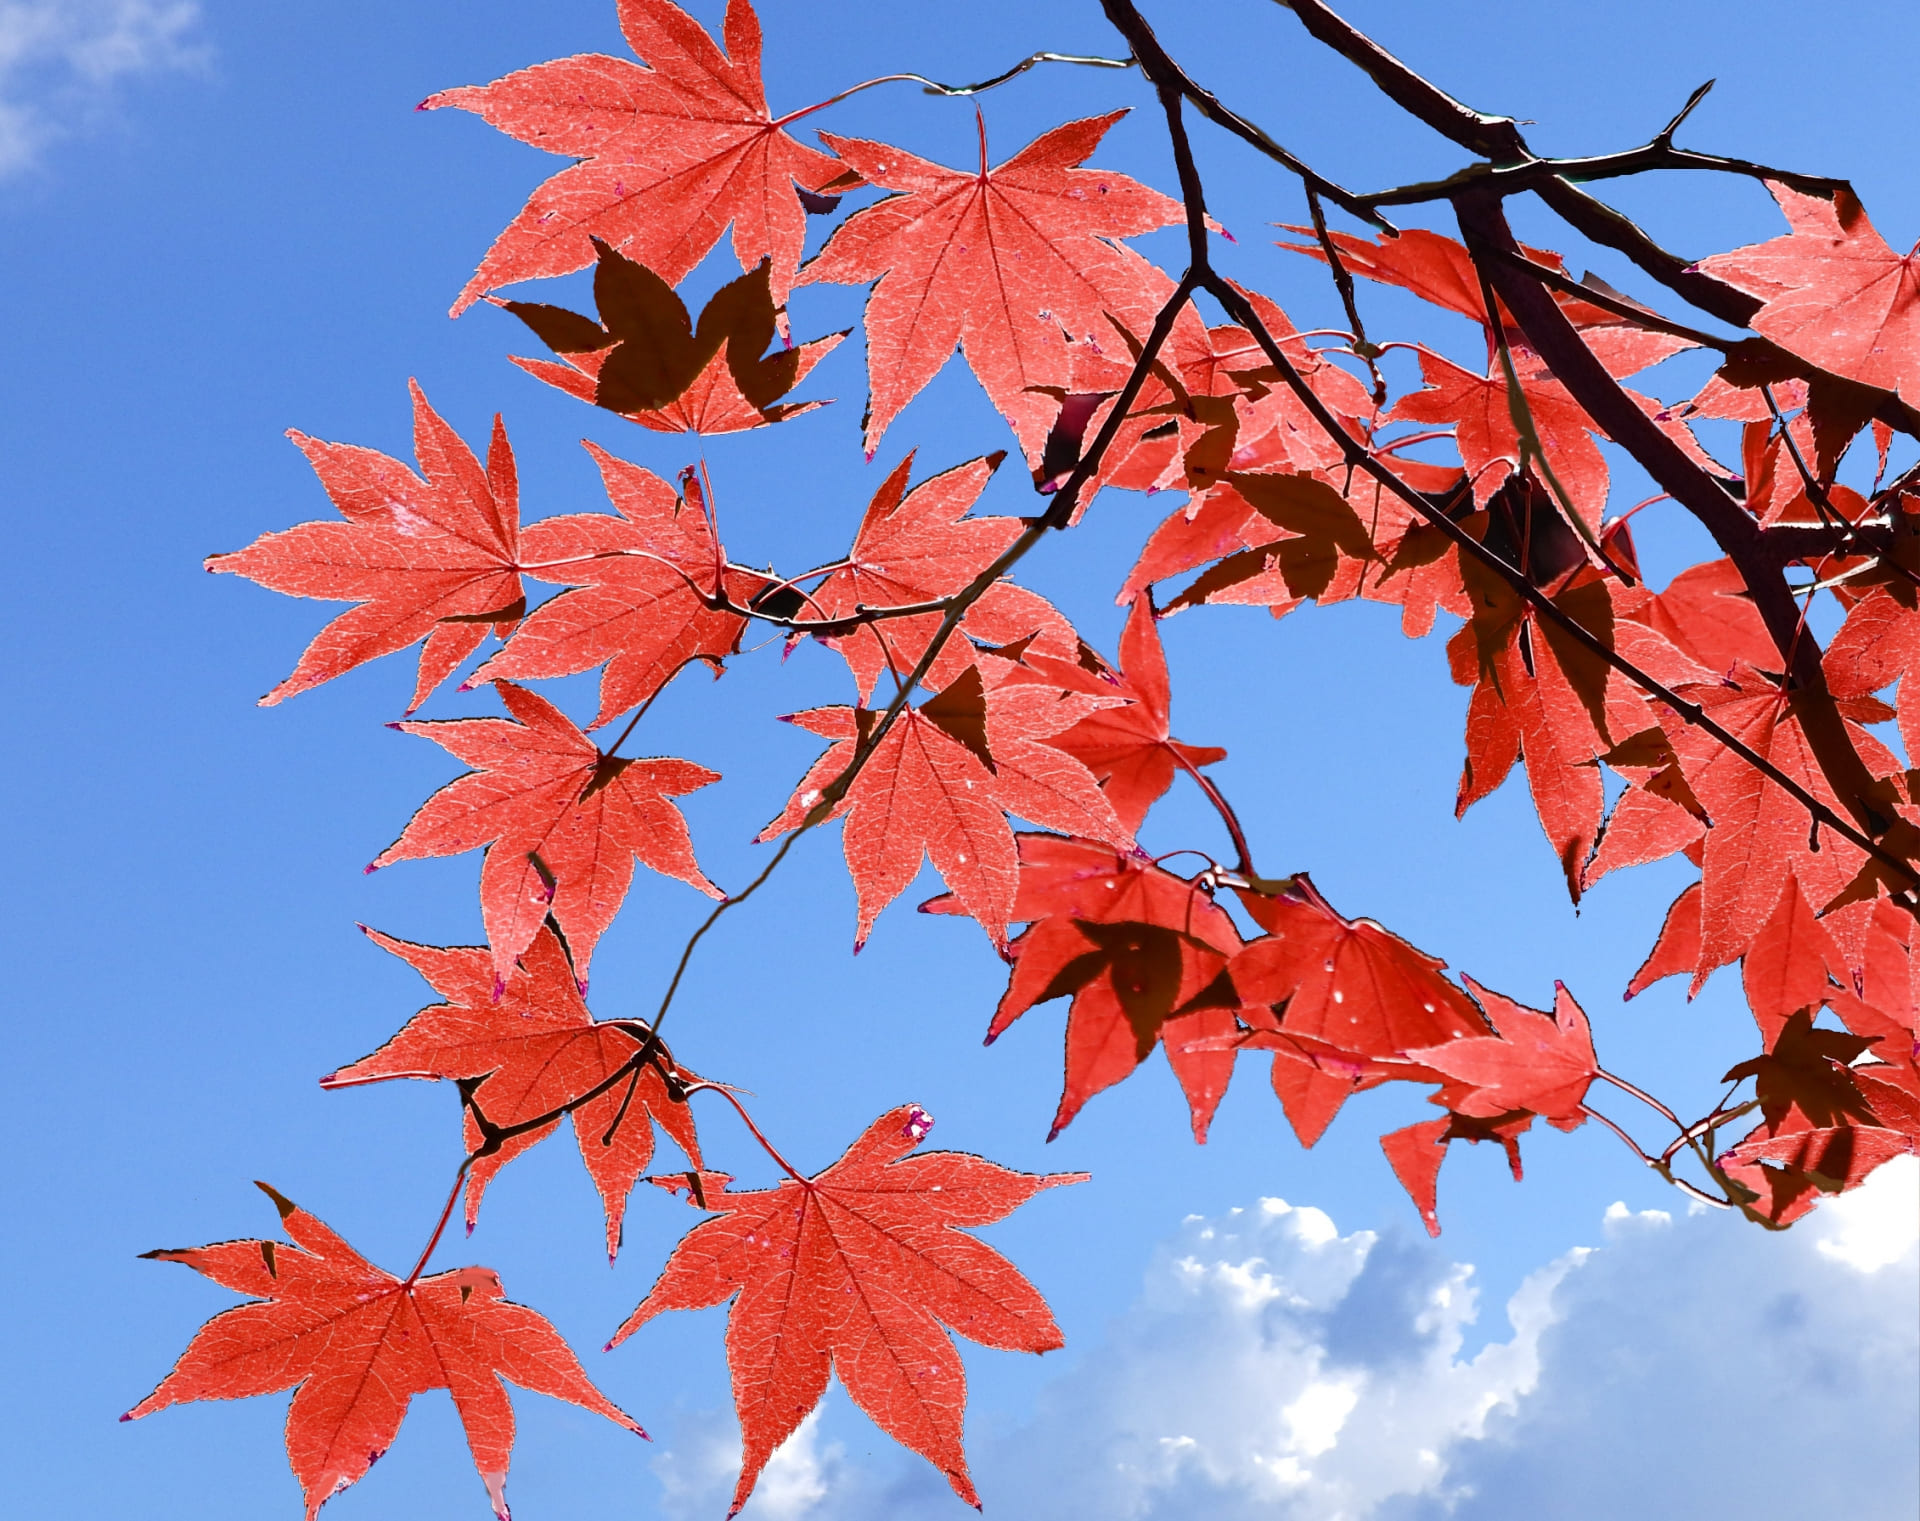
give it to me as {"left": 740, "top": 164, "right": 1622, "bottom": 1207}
{"left": 152, "top": 0, "right": 1920, "bottom": 1516}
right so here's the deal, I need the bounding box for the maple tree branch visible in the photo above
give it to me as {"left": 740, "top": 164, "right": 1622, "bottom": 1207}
{"left": 1476, "top": 243, "right": 1737, "bottom": 353}
{"left": 1100, "top": 0, "right": 1389, "bottom": 231}
{"left": 1115, "top": 56, "right": 1920, "bottom": 894}
{"left": 1304, "top": 185, "right": 1388, "bottom": 405}
{"left": 1272, "top": 0, "right": 1530, "bottom": 162}
{"left": 1355, "top": 144, "right": 1852, "bottom": 214}
{"left": 1263, "top": 0, "right": 1920, "bottom": 444}
{"left": 1455, "top": 191, "right": 1916, "bottom": 875}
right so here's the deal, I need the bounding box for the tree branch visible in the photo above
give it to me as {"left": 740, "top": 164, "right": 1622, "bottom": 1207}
{"left": 1455, "top": 189, "right": 1910, "bottom": 867}
{"left": 1100, "top": 0, "right": 1390, "bottom": 229}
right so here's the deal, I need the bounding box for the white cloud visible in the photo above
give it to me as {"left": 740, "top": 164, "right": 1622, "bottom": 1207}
{"left": 0, "top": 0, "right": 205, "bottom": 174}
{"left": 647, "top": 1164, "right": 1918, "bottom": 1521}
{"left": 1812, "top": 1152, "right": 1919, "bottom": 1272}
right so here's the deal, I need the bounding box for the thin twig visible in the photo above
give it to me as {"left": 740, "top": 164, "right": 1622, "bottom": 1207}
{"left": 1100, "top": 0, "right": 1390, "bottom": 230}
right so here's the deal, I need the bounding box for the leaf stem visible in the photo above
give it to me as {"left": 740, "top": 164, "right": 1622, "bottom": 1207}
{"left": 770, "top": 51, "right": 1134, "bottom": 130}
{"left": 680, "top": 1082, "right": 809, "bottom": 1185}
{"left": 404, "top": 1155, "right": 473, "bottom": 1286}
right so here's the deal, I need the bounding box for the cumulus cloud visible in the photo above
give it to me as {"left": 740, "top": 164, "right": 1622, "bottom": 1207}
{"left": 0, "top": 0, "right": 205, "bottom": 174}
{"left": 649, "top": 1157, "right": 1918, "bottom": 1521}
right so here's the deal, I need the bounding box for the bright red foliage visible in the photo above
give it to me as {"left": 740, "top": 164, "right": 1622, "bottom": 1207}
{"left": 800, "top": 112, "right": 1186, "bottom": 460}
{"left": 153, "top": 3, "right": 1920, "bottom": 1513}
{"left": 372, "top": 679, "right": 721, "bottom": 991}
{"left": 322, "top": 926, "right": 701, "bottom": 1261}
{"left": 126, "top": 1186, "right": 643, "bottom": 1520}
{"left": 209, "top": 381, "right": 526, "bottom": 713}
{"left": 609, "top": 1105, "right": 1082, "bottom": 1515}
{"left": 429, "top": 0, "right": 842, "bottom": 312}
{"left": 1697, "top": 182, "right": 1920, "bottom": 405}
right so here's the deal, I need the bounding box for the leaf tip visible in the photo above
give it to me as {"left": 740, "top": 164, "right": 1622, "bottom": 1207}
{"left": 254, "top": 1181, "right": 297, "bottom": 1219}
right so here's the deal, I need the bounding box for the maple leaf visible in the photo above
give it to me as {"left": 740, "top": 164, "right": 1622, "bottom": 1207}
{"left": 1276, "top": 225, "right": 1618, "bottom": 331}
{"left": 208, "top": 381, "right": 526, "bottom": 713}
{"left": 371, "top": 679, "right": 721, "bottom": 992}
{"left": 1408, "top": 977, "right": 1597, "bottom": 1127}
{"left": 1695, "top": 182, "right": 1920, "bottom": 404}
{"left": 807, "top": 450, "right": 1075, "bottom": 701}
{"left": 126, "top": 1185, "right": 643, "bottom": 1520}
{"left": 1723, "top": 1008, "right": 1880, "bottom": 1133}
{"left": 470, "top": 443, "right": 761, "bottom": 728}
{"left": 1625, "top": 556, "right": 1779, "bottom": 680}
{"left": 1165, "top": 470, "right": 1380, "bottom": 612}
{"left": 799, "top": 112, "right": 1187, "bottom": 459}
{"left": 1390, "top": 346, "right": 1613, "bottom": 530}
{"left": 936, "top": 833, "right": 1243, "bottom": 1141}
{"left": 427, "top": 0, "right": 843, "bottom": 313}
{"left": 1824, "top": 585, "right": 1920, "bottom": 762}
{"left": 761, "top": 665, "right": 1130, "bottom": 948}
{"left": 608, "top": 1105, "right": 1082, "bottom": 1515}
{"left": 1041, "top": 596, "right": 1227, "bottom": 833}
{"left": 1380, "top": 1110, "right": 1532, "bottom": 1237}
{"left": 1740, "top": 874, "right": 1847, "bottom": 1040}
{"left": 1626, "top": 880, "right": 1704, "bottom": 999}
{"left": 321, "top": 926, "right": 700, "bottom": 1261}
{"left": 1719, "top": 1120, "right": 1915, "bottom": 1225}
{"left": 1229, "top": 875, "right": 1489, "bottom": 1060}
{"left": 502, "top": 241, "right": 844, "bottom": 435}
{"left": 1444, "top": 553, "right": 1619, "bottom": 896}
{"left": 1658, "top": 665, "right": 1894, "bottom": 974}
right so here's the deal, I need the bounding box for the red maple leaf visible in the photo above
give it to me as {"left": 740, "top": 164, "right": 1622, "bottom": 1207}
{"left": 1038, "top": 597, "right": 1227, "bottom": 834}
{"left": 1408, "top": 977, "right": 1598, "bottom": 1127}
{"left": 1625, "top": 556, "right": 1780, "bottom": 680}
{"left": 1658, "top": 665, "right": 1894, "bottom": 974}
{"left": 1379, "top": 1109, "right": 1532, "bottom": 1237}
{"left": 371, "top": 679, "right": 721, "bottom": 992}
{"left": 501, "top": 245, "right": 845, "bottom": 436}
{"left": 1445, "top": 556, "right": 1620, "bottom": 896}
{"left": 799, "top": 112, "right": 1186, "bottom": 459}
{"left": 1696, "top": 182, "right": 1920, "bottom": 404}
{"left": 807, "top": 450, "right": 1074, "bottom": 701}
{"left": 126, "top": 1185, "right": 643, "bottom": 1520}
{"left": 208, "top": 381, "right": 526, "bottom": 713}
{"left": 321, "top": 926, "right": 701, "bottom": 1261}
{"left": 1229, "top": 875, "right": 1489, "bottom": 1059}
{"left": 607, "top": 1104, "right": 1081, "bottom": 1516}
{"left": 936, "top": 833, "right": 1243, "bottom": 1141}
{"left": 1824, "top": 586, "right": 1920, "bottom": 760}
{"left": 427, "top": 0, "right": 843, "bottom": 312}
{"left": 1740, "top": 873, "right": 1847, "bottom": 1040}
{"left": 469, "top": 443, "right": 761, "bottom": 729}
{"left": 1277, "top": 225, "right": 1618, "bottom": 331}
{"left": 1719, "top": 1121, "right": 1914, "bottom": 1225}
{"left": 760, "top": 665, "right": 1130, "bottom": 948}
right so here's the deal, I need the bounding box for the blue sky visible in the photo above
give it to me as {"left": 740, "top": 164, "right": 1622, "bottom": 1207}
{"left": 3, "top": 1, "right": 1916, "bottom": 1517}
